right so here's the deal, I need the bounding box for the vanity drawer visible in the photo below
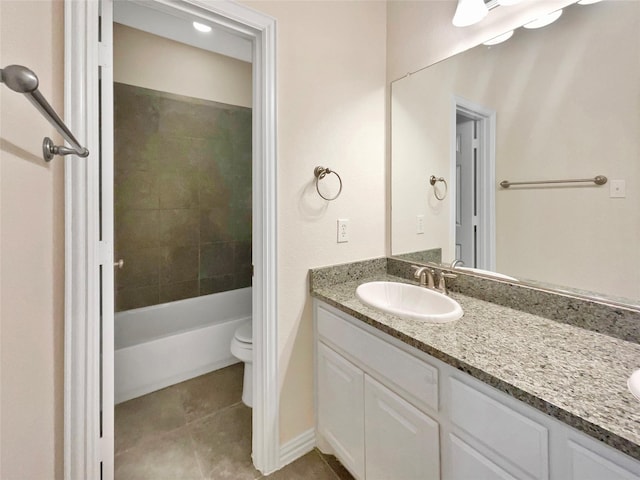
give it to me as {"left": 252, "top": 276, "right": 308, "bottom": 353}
{"left": 450, "top": 377, "right": 549, "bottom": 480}
{"left": 317, "top": 304, "right": 438, "bottom": 413}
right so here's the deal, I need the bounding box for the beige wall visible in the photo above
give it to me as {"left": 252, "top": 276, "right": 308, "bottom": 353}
{"left": 241, "top": 0, "right": 387, "bottom": 444}
{"left": 0, "top": 1, "right": 64, "bottom": 479}
{"left": 113, "top": 23, "right": 252, "bottom": 107}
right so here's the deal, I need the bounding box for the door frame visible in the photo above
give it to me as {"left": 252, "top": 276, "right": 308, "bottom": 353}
{"left": 63, "top": 1, "right": 279, "bottom": 478}
{"left": 450, "top": 96, "right": 496, "bottom": 271}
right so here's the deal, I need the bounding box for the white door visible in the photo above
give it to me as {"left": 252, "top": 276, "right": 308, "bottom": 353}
{"left": 317, "top": 343, "right": 365, "bottom": 479}
{"left": 99, "top": 1, "right": 115, "bottom": 477}
{"left": 364, "top": 375, "right": 440, "bottom": 480}
{"left": 455, "top": 117, "right": 476, "bottom": 267}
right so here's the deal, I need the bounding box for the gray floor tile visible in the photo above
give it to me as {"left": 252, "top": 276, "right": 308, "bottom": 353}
{"left": 317, "top": 451, "right": 355, "bottom": 480}
{"left": 264, "top": 450, "right": 340, "bottom": 480}
{"left": 115, "top": 426, "right": 203, "bottom": 480}
{"left": 114, "top": 366, "right": 351, "bottom": 480}
{"left": 178, "top": 363, "right": 243, "bottom": 423}
{"left": 115, "top": 386, "right": 186, "bottom": 455}
{"left": 190, "top": 403, "right": 260, "bottom": 480}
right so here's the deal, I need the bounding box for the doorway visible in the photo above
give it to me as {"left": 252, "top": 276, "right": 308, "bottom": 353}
{"left": 64, "top": 1, "right": 278, "bottom": 477}
{"left": 452, "top": 97, "right": 496, "bottom": 271}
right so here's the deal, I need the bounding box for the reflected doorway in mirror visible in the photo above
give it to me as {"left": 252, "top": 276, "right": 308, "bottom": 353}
{"left": 452, "top": 97, "right": 496, "bottom": 271}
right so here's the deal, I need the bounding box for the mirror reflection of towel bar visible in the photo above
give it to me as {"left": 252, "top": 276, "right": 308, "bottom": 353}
{"left": 500, "top": 175, "right": 607, "bottom": 189}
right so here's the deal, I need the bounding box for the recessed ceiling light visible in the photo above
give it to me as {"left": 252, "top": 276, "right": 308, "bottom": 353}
{"left": 193, "top": 21, "right": 212, "bottom": 33}
{"left": 483, "top": 30, "right": 514, "bottom": 45}
{"left": 523, "top": 9, "right": 563, "bottom": 29}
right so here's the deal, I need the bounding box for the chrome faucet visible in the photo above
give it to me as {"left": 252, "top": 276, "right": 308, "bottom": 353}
{"left": 412, "top": 265, "right": 435, "bottom": 288}
{"left": 412, "top": 265, "right": 456, "bottom": 295}
{"left": 437, "top": 271, "right": 457, "bottom": 295}
{"left": 450, "top": 259, "right": 464, "bottom": 268}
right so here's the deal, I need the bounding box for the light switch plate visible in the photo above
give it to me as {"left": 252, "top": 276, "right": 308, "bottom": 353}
{"left": 610, "top": 179, "right": 626, "bottom": 198}
{"left": 337, "top": 219, "right": 349, "bottom": 243}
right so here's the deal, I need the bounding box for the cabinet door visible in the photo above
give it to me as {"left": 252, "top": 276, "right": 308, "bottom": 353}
{"left": 567, "top": 441, "right": 640, "bottom": 480}
{"left": 317, "top": 343, "right": 365, "bottom": 479}
{"left": 364, "top": 375, "right": 440, "bottom": 480}
{"left": 447, "top": 434, "right": 516, "bottom": 480}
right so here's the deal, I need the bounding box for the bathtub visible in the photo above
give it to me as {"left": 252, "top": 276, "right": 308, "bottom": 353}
{"left": 114, "top": 287, "right": 251, "bottom": 404}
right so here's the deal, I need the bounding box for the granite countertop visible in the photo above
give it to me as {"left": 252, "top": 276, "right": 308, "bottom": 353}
{"left": 311, "top": 272, "right": 640, "bottom": 461}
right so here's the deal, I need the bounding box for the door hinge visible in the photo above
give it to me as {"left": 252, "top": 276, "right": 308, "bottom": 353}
{"left": 98, "top": 242, "right": 113, "bottom": 266}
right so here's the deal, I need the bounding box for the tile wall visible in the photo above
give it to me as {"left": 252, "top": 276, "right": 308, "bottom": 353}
{"left": 114, "top": 83, "right": 252, "bottom": 312}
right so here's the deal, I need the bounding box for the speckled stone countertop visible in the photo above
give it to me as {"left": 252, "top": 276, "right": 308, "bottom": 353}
{"left": 310, "top": 268, "right": 640, "bottom": 461}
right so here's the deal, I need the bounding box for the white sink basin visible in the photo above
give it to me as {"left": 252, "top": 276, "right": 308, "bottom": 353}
{"left": 628, "top": 370, "right": 640, "bottom": 401}
{"left": 356, "top": 281, "right": 463, "bottom": 323}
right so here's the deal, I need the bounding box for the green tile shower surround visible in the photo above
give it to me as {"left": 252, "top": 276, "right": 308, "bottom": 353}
{"left": 309, "top": 257, "right": 640, "bottom": 461}
{"left": 114, "top": 83, "right": 252, "bottom": 312}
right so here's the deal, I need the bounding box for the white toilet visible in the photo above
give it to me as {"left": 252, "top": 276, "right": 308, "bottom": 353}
{"left": 230, "top": 320, "right": 253, "bottom": 407}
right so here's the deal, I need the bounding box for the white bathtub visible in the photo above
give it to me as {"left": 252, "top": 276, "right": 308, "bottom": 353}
{"left": 115, "top": 287, "right": 251, "bottom": 404}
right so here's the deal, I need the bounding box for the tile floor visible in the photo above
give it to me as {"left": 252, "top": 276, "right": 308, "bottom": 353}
{"left": 115, "top": 363, "right": 353, "bottom": 480}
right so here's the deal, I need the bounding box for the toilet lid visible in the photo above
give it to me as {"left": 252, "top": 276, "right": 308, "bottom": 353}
{"left": 235, "top": 321, "right": 252, "bottom": 344}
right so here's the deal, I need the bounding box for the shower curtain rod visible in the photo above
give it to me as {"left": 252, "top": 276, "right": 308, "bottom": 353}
{"left": 0, "top": 64, "right": 89, "bottom": 162}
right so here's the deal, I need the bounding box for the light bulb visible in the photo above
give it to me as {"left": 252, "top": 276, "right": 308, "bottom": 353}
{"left": 523, "top": 9, "right": 562, "bottom": 29}
{"left": 452, "top": 0, "right": 489, "bottom": 27}
{"left": 193, "top": 21, "right": 212, "bottom": 33}
{"left": 483, "top": 30, "right": 514, "bottom": 45}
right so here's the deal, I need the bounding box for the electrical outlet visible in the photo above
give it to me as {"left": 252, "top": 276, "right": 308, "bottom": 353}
{"left": 337, "top": 219, "right": 349, "bottom": 243}
{"left": 417, "top": 214, "right": 425, "bottom": 234}
{"left": 610, "top": 179, "right": 626, "bottom": 198}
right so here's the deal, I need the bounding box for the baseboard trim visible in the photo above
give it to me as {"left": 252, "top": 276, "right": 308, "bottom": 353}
{"left": 278, "top": 428, "right": 316, "bottom": 469}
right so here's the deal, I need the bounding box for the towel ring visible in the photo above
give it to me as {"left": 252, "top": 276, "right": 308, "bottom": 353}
{"left": 430, "top": 175, "right": 448, "bottom": 200}
{"left": 314, "top": 166, "right": 343, "bottom": 201}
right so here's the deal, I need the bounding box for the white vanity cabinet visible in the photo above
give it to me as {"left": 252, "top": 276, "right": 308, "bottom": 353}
{"left": 317, "top": 342, "right": 365, "bottom": 478}
{"left": 364, "top": 375, "right": 440, "bottom": 480}
{"left": 314, "top": 300, "right": 640, "bottom": 480}
{"left": 316, "top": 303, "right": 440, "bottom": 479}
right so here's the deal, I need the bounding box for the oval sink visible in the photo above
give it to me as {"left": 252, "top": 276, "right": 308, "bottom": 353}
{"left": 356, "top": 281, "right": 463, "bottom": 323}
{"left": 628, "top": 369, "right": 640, "bottom": 401}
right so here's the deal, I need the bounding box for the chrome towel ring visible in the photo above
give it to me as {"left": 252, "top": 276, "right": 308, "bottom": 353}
{"left": 314, "top": 166, "right": 343, "bottom": 201}
{"left": 430, "top": 175, "right": 448, "bottom": 200}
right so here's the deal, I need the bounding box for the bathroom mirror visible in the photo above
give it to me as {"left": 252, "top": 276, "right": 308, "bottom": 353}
{"left": 391, "top": 0, "right": 640, "bottom": 307}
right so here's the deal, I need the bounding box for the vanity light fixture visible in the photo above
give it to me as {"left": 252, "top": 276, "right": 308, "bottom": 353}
{"left": 193, "top": 21, "right": 212, "bottom": 33}
{"left": 523, "top": 9, "right": 563, "bottom": 29}
{"left": 483, "top": 30, "right": 514, "bottom": 45}
{"left": 452, "top": 0, "right": 489, "bottom": 27}
{"left": 577, "top": 0, "right": 602, "bottom": 4}
{"left": 497, "top": 0, "right": 523, "bottom": 5}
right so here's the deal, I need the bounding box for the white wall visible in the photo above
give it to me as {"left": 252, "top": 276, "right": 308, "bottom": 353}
{"left": 241, "top": 0, "right": 387, "bottom": 444}
{"left": 114, "top": 23, "right": 252, "bottom": 107}
{"left": 0, "top": 1, "right": 64, "bottom": 478}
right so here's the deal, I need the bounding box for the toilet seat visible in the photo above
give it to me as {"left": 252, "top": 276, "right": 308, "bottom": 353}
{"left": 230, "top": 319, "right": 253, "bottom": 408}
{"left": 234, "top": 321, "right": 252, "bottom": 344}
